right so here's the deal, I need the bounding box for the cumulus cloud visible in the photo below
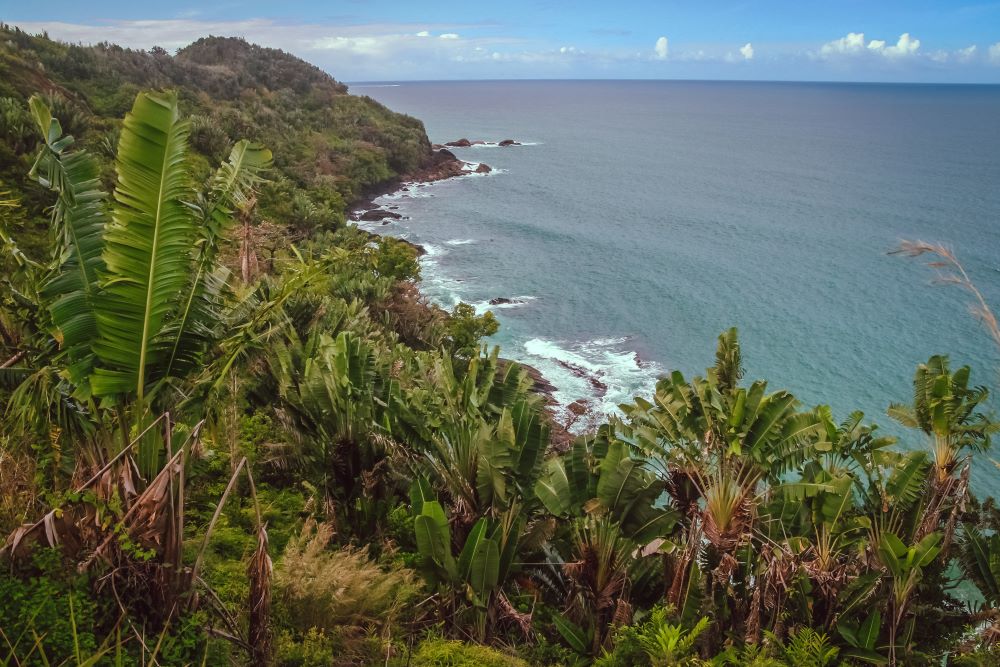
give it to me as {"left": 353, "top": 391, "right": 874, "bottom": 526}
{"left": 439, "top": 33, "right": 459, "bottom": 39}
{"left": 415, "top": 30, "right": 429, "bottom": 37}
{"left": 821, "top": 32, "right": 867, "bottom": 56}
{"left": 881, "top": 33, "right": 920, "bottom": 57}
{"left": 820, "top": 31, "right": 921, "bottom": 59}
{"left": 739, "top": 42, "right": 754, "bottom": 60}
{"left": 654, "top": 36, "right": 669, "bottom": 60}
{"left": 990, "top": 42, "right": 1000, "bottom": 64}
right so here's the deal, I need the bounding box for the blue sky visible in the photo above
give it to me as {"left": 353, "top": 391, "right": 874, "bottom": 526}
{"left": 6, "top": 1, "right": 1000, "bottom": 82}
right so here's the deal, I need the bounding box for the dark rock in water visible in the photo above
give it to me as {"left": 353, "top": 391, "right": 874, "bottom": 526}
{"left": 358, "top": 208, "right": 402, "bottom": 222}
{"left": 475, "top": 163, "right": 492, "bottom": 174}
{"left": 411, "top": 243, "right": 427, "bottom": 256}
{"left": 433, "top": 148, "right": 458, "bottom": 163}
{"left": 431, "top": 143, "right": 444, "bottom": 150}
{"left": 488, "top": 297, "right": 522, "bottom": 305}
{"left": 445, "top": 138, "right": 472, "bottom": 147}
{"left": 498, "top": 139, "right": 520, "bottom": 146}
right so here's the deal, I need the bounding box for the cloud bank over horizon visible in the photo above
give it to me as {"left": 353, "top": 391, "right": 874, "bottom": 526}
{"left": 5, "top": 15, "right": 1000, "bottom": 83}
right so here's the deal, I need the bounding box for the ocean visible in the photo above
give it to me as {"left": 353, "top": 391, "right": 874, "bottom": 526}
{"left": 352, "top": 80, "right": 1000, "bottom": 493}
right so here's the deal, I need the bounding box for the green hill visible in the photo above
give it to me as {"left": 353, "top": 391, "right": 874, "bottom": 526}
{"left": 0, "top": 25, "right": 431, "bottom": 235}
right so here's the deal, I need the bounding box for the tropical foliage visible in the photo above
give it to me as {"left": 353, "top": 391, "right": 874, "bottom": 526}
{"left": 2, "top": 28, "right": 1000, "bottom": 667}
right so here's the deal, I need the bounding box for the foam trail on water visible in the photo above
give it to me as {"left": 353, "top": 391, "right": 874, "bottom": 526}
{"left": 521, "top": 337, "right": 663, "bottom": 427}
{"left": 471, "top": 296, "right": 537, "bottom": 315}
{"left": 446, "top": 239, "right": 476, "bottom": 245}
{"left": 466, "top": 141, "right": 543, "bottom": 148}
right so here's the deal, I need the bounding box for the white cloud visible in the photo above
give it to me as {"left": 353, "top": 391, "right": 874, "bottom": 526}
{"left": 821, "top": 32, "right": 866, "bottom": 56}
{"left": 881, "top": 33, "right": 920, "bottom": 57}
{"left": 654, "top": 36, "right": 669, "bottom": 60}
{"left": 7, "top": 18, "right": 998, "bottom": 82}
{"left": 956, "top": 45, "right": 977, "bottom": 62}
{"left": 820, "top": 31, "right": 920, "bottom": 59}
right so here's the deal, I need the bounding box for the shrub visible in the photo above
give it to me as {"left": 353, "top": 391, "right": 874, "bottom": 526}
{"left": 274, "top": 627, "right": 338, "bottom": 667}
{"left": 274, "top": 519, "right": 421, "bottom": 633}
{"left": 0, "top": 549, "right": 102, "bottom": 663}
{"left": 410, "top": 638, "right": 529, "bottom": 667}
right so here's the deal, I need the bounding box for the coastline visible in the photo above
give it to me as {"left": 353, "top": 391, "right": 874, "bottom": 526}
{"left": 349, "top": 144, "right": 574, "bottom": 449}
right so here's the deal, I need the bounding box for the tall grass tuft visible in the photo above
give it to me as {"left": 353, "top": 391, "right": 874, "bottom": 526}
{"left": 274, "top": 518, "right": 420, "bottom": 633}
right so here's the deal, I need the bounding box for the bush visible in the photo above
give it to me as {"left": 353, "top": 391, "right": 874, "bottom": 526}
{"left": 446, "top": 303, "right": 499, "bottom": 355}
{"left": 411, "top": 638, "right": 529, "bottom": 667}
{"left": 0, "top": 549, "right": 102, "bottom": 663}
{"left": 274, "top": 627, "right": 338, "bottom": 667}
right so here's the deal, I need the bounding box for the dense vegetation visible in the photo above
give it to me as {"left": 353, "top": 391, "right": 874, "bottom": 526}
{"left": 2, "top": 27, "right": 1000, "bottom": 667}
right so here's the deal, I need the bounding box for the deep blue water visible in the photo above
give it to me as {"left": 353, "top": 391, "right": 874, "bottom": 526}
{"left": 352, "top": 80, "right": 1000, "bottom": 493}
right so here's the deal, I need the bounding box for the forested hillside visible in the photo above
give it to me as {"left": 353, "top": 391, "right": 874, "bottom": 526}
{"left": 0, "top": 25, "right": 431, "bottom": 242}
{"left": 2, "top": 27, "right": 1000, "bottom": 667}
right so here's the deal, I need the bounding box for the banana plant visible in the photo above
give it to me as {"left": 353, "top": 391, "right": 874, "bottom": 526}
{"left": 392, "top": 349, "right": 549, "bottom": 530}
{"left": 614, "top": 329, "right": 829, "bottom": 651}
{"left": 837, "top": 609, "right": 887, "bottom": 665}
{"left": 887, "top": 356, "right": 996, "bottom": 558}
{"left": 876, "top": 531, "right": 942, "bottom": 665}
{"left": 269, "top": 328, "right": 390, "bottom": 527}
{"left": 888, "top": 355, "right": 996, "bottom": 481}
{"left": 10, "top": 92, "right": 271, "bottom": 477}
{"left": 958, "top": 523, "right": 1000, "bottom": 606}
{"left": 410, "top": 478, "right": 512, "bottom": 640}
{"left": 620, "top": 329, "right": 829, "bottom": 553}
{"left": 535, "top": 426, "right": 678, "bottom": 544}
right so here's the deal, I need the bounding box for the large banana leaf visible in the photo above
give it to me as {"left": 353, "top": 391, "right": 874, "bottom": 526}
{"left": 958, "top": 523, "right": 1000, "bottom": 605}
{"left": 27, "top": 96, "right": 107, "bottom": 374}
{"left": 468, "top": 535, "right": 500, "bottom": 601}
{"left": 91, "top": 91, "right": 196, "bottom": 402}
{"left": 535, "top": 456, "right": 572, "bottom": 516}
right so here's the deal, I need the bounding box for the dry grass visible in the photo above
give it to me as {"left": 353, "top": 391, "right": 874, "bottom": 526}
{"left": 0, "top": 443, "right": 38, "bottom": 534}
{"left": 893, "top": 240, "right": 1000, "bottom": 352}
{"left": 274, "top": 519, "right": 420, "bottom": 633}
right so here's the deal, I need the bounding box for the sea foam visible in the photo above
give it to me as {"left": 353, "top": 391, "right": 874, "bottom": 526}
{"left": 521, "top": 337, "right": 663, "bottom": 428}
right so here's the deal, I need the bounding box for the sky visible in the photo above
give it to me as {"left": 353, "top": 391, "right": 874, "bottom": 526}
{"left": 5, "top": 1, "right": 1000, "bottom": 83}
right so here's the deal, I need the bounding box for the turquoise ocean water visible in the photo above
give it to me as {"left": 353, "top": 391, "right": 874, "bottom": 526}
{"left": 353, "top": 80, "right": 1000, "bottom": 493}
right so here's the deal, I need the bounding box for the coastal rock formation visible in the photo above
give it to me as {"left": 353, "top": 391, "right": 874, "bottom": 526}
{"left": 488, "top": 297, "right": 522, "bottom": 305}
{"left": 351, "top": 148, "right": 493, "bottom": 222}
{"left": 357, "top": 209, "right": 402, "bottom": 222}
{"left": 404, "top": 148, "right": 486, "bottom": 183}
{"left": 445, "top": 138, "right": 523, "bottom": 147}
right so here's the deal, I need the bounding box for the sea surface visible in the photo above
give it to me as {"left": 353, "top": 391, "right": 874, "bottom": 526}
{"left": 351, "top": 80, "right": 1000, "bottom": 493}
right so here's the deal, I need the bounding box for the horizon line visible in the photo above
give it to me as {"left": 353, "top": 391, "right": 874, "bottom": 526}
{"left": 346, "top": 77, "right": 1000, "bottom": 87}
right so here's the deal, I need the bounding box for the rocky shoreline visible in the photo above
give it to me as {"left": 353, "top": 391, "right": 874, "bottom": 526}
{"left": 350, "top": 140, "right": 512, "bottom": 225}
{"left": 348, "top": 138, "right": 577, "bottom": 449}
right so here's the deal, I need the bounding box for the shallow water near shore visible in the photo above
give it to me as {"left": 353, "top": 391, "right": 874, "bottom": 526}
{"left": 352, "top": 80, "right": 1000, "bottom": 494}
